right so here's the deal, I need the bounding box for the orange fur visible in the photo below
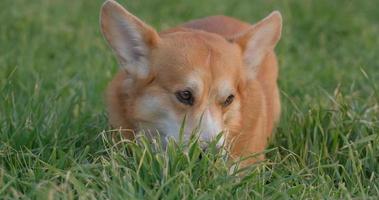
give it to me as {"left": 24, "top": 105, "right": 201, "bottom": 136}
{"left": 101, "top": 0, "right": 282, "bottom": 165}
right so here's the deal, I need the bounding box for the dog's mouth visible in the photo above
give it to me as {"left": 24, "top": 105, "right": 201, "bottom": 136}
{"left": 136, "top": 121, "right": 225, "bottom": 150}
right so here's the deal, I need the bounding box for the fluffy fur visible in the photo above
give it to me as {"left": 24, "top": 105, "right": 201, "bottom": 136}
{"left": 100, "top": 0, "right": 282, "bottom": 164}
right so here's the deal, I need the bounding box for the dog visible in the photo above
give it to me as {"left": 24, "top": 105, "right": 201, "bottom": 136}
{"left": 100, "top": 0, "right": 282, "bottom": 164}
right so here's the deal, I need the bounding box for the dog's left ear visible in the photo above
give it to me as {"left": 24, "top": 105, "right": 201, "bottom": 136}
{"left": 100, "top": 0, "right": 160, "bottom": 80}
{"left": 232, "top": 11, "right": 282, "bottom": 80}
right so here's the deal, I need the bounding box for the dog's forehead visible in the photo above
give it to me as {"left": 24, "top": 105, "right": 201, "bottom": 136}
{"left": 153, "top": 32, "right": 242, "bottom": 90}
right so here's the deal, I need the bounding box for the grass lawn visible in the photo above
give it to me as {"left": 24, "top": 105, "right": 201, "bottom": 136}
{"left": 1, "top": 0, "right": 379, "bottom": 199}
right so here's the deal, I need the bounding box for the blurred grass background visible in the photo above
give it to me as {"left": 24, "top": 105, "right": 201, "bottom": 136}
{"left": 0, "top": 0, "right": 378, "bottom": 199}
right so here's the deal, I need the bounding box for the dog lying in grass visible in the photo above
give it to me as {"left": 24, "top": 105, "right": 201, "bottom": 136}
{"left": 100, "top": 0, "right": 282, "bottom": 164}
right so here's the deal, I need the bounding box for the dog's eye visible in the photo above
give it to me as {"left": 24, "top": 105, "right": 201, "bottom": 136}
{"left": 175, "top": 90, "right": 194, "bottom": 106}
{"left": 223, "top": 94, "right": 234, "bottom": 107}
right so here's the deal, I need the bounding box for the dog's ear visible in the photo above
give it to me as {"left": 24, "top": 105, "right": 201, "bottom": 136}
{"left": 100, "top": 0, "right": 159, "bottom": 79}
{"left": 232, "top": 11, "right": 282, "bottom": 80}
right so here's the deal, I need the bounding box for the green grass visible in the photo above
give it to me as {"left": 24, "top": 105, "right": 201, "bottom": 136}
{"left": 1, "top": 0, "right": 379, "bottom": 199}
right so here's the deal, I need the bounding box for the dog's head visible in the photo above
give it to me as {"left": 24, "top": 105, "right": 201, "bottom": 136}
{"left": 100, "top": 0, "right": 281, "bottom": 146}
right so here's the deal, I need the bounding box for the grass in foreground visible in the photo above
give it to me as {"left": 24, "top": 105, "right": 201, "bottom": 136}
{"left": 1, "top": 0, "right": 379, "bottom": 199}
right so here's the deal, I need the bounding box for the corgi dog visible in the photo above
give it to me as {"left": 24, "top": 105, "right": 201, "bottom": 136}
{"left": 100, "top": 0, "right": 282, "bottom": 164}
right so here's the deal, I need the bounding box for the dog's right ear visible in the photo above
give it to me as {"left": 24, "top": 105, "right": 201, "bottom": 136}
{"left": 100, "top": 0, "right": 159, "bottom": 79}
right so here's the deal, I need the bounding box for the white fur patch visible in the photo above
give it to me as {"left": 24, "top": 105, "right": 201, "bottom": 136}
{"left": 200, "top": 108, "right": 223, "bottom": 142}
{"left": 217, "top": 80, "right": 234, "bottom": 99}
{"left": 185, "top": 71, "right": 204, "bottom": 96}
{"left": 134, "top": 94, "right": 183, "bottom": 145}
